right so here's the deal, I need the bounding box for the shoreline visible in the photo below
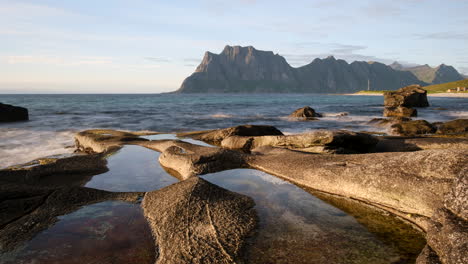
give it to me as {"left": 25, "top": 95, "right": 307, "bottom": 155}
{"left": 346, "top": 92, "right": 468, "bottom": 98}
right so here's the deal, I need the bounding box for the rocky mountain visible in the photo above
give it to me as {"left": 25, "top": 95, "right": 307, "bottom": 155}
{"left": 389, "top": 62, "right": 464, "bottom": 84}
{"left": 176, "top": 45, "right": 460, "bottom": 93}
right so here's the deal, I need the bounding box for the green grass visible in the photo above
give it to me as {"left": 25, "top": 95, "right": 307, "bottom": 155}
{"left": 423, "top": 79, "right": 468, "bottom": 93}
{"left": 354, "top": 79, "right": 468, "bottom": 94}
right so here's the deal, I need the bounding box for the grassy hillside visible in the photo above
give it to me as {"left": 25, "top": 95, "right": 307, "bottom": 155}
{"left": 423, "top": 79, "right": 468, "bottom": 93}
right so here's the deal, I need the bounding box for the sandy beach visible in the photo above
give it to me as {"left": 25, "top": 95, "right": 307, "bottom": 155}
{"left": 346, "top": 92, "right": 468, "bottom": 98}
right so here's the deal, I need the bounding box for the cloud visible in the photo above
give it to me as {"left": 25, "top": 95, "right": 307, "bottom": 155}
{"left": 414, "top": 32, "right": 468, "bottom": 40}
{"left": 331, "top": 44, "right": 367, "bottom": 54}
{"left": 145, "top": 57, "right": 171, "bottom": 63}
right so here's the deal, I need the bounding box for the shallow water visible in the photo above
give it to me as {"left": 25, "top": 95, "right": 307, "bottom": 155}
{"left": 0, "top": 201, "right": 155, "bottom": 264}
{"left": 1, "top": 94, "right": 466, "bottom": 168}
{"left": 84, "top": 144, "right": 177, "bottom": 192}
{"left": 202, "top": 169, "right": 426, "bottom": 264}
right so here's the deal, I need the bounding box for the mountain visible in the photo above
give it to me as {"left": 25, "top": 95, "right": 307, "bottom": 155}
{"left": 389, "top": 62, "right": 464, "bottom": 84}
{"left": 176, "top": 45, "right": 459, "bottom": 93}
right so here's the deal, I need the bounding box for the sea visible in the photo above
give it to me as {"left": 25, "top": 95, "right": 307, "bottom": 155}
{"left": 1, "top": 93, "right": 467, "bottom": 168}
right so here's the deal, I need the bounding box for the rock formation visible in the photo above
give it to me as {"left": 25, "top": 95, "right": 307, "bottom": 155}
{"left": 390, "top": 120, "right": 436, "bottom": 136}
{"left": 289, "top": 106, "right": 322, "bottom": 120}
{"left": 383, "top": 106, "right": 418, "bottom": 117}
{"left": 0, "top": 103, "right": 29, "bottom": 122}
{"left": 384, "top": 85, "right": 429, "bottom": 108}
{"left": 436, "top": 119, "right": 468, "bottom": 135}
{"left": 142, "top": 177, "right": 256, "bottom": 264}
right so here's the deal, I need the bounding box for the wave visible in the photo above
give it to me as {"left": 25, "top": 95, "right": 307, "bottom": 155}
{"left": 0, "top": 129, "right": 76, "bottom": 168}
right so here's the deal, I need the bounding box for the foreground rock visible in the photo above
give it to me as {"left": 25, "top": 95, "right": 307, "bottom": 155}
{"left": 390, "top": 120, "right": 436, "bottom": 136}
{"left": 142, "top": 177, "right": 256, "bottom": 264}
{"left": 384, "top": 85, "right": 429, "bottom": 108}
{"left": 375, "top": 136, "right": 468, "bottom": 152}
{"left": 177, "top": 125, "right": 283, "bottom": 145}
{"left": 0, "top": 153, "right": 107, "bottom": 186}
{"left": 0, "top": 103, "right": 28, "bottom": 122}
{"left": 140, "top": 139, "right": 247, "bottom": 179}
{"left": 221, "top": 130, "right": 379, "bottom": 153}
{"left": 383, "top": 106, "right": 417, "bottom": 117}
{"left": 436, "top": 119, "right": 468, "bottom": 135}
{"left": 289, "top": 106, "right": 322, "bottom": 120}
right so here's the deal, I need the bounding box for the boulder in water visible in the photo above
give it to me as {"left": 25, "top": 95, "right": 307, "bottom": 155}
{"left": 383, "top": 106, "right": 417, "bottom": 117}
{"left": 0, "top": 103, "right": 29, "bottom": 122}
{"left": 436, "top": 119, "right": 468, "bottom": 135}
{"left": 289, "top": 106, "right": 322, "bottom": 120}
{"left": 390, "top": 120, "right": 436, "bottom": 136}
{"left": 384, "top": 84, "right": 429, "bottom": 107}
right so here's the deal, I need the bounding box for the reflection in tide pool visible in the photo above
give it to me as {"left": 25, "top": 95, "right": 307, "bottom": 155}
{"left": 85, "top": 145, "right": 177, "bottom": 192}
{"left": 141, "top": 133, "right": 213, "bottom": 147}
{"left": 0, "top": 201, "right": 155, "bottom": 264}
{"left": 202, "top": 169, "right": 425, "bottom": 264}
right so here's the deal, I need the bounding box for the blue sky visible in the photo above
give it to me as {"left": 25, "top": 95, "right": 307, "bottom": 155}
{"left": 1, "top": 0, "right": 467, "bottom": 93}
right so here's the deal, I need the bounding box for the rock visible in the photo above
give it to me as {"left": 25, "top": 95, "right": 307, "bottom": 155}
{"left": 384, "top": 84, "right": 429, "bottom": 107}
{"left": 75, "top": 129, "right": 151, "bottom": 153}
{"left": 142, "top": 177, "right": 256, "bottom": 264}
{"left": 416, "top": 246, "right": 442, "bottom": 264}
{"left": 368, "top": 117, "right": 412, "bottom": 127}
{"left": 247, "top": 147, "right": 467, "bottom": 229}
{"left": 375, "top": 137, "right": 468, "bottom": 152}
{"left": 221, "top": 130, "right": 379, "bottom": 154}
{"left": 390, "top": 120, "right": 436, "bottom": 136}
{"left": 0, "top": 103, "right": 28, "bottom": 122}
{"left": 289, "top": 106, "right": 322, "bottom": 120}
{"left": 158, "top": 144, "right": 247, "bottom": 179}
{"left": 0, "top": 153, "right": 108, "bottom": 186}
{"left": 436, "top": 119, "right": 468, "bottom": 135}
{"left": 383, "top": 106, "right": 417, "bottom": 117}
{"left": 177, "top": 125, "right": 283, "bottom": 145}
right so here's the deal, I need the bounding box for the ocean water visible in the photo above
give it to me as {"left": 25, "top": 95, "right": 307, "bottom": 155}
{"left": 1, "top": 93, "right": 467, "bottom": 168}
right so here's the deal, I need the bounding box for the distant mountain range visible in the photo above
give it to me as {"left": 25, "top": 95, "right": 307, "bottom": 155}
{"left": 176, "top": 45, "right": 465, "bottom": 93}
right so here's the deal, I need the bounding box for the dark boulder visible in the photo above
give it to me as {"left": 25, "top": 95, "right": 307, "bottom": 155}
{"left": 383, "top": 106, "right": 417, "bottom": 117}
{"left": 0, "top": 103, "right": 29, "bottom": 122}
{"left": 289, "top": 106, "right": 322, "bottom": 120}
{"left": 436, "top": 119, "right": 468, "bottom": 135}
{"left": 384, "top": 85, "right": 429, "bottom": 107}
{"left": 390, "top": 120, "right": 436, "bottom": 136}
{"left": 369, "top": 117, "right": 412, "bottom": 127}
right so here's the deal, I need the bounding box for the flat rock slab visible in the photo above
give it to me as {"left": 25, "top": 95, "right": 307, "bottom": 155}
{"left": 142, "top": 177, "right": 256, "bottom": 264}
{"left": 177, "top": 125, "right": 283, "bottom": 145}
{"left": 221, "top": 130, "right": 378, "bottom": 153}
{"left": 75, "top": 129, "right": 153, "bottom": 153}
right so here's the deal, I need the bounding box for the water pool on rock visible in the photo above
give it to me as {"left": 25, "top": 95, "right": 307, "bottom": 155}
{"left": 202, "top": 169, "right": 426, "bottom": 264}
{"left": 0, "top": 201, "right": 155, "bottom": 264}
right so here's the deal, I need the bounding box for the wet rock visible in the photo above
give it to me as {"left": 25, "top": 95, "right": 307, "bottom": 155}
{"left": 384, "top": 84, "right": 429, "bottom": 108}
{"left": 158, "top": 144, "right": 247, "bottom": 179}
{"left": 0, "top": 183, "right": 141, "bottom": 252}
{"left": 289, "top": 106, "right": 322, "bottom": 120}
{"left": 142, "top": 177, "right": 256, "bottom": 264}
{"left": 375, "top": 137, "right": 468, "bottom": 152}
{"left": 369, "top": 117, "right": 412, "bottom": 127}
{"left": 221, "top": 130, "right": 379, "bottom": 154}
{"left": 0, "top": 103, "right": 28, "bottom": 122}
{"left": 436, "top": 119, "right": 468, "bottom": 135}
{"left": 177, "top": 125, "right": 283, "bottom": 145}
{"left": 384, "top": 106, "right": 417, "bottom": 117}
{"left": 0, "top": 153, "right": 108, "bottom": 186}
{"left": 390, "top": 120, "right": 436, "bottom": 136}
{"left": 416, "top": 246, "right": 442, "bottom": 264}
{"left": 75, "top": 129, "right": 151, "bottom": 153}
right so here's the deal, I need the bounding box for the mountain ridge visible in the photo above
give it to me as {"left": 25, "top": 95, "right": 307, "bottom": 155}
{"left": 177, "top": 45, "right": 463, "bottom": 93}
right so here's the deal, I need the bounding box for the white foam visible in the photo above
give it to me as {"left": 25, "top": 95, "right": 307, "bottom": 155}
{"left": 0, "top": 129, "right": 76, "bottom": 168}
{"left": 210, "top": 113, "right": 233, "bottom": 118}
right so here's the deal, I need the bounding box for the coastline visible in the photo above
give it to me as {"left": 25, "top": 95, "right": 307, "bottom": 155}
{"left": 345, "top": 92, "right": 468, "bottom": 98}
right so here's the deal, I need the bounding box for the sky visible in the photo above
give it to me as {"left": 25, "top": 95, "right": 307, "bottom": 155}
{"left": 1, "top": 0, "right": 467, "bottom": 93}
